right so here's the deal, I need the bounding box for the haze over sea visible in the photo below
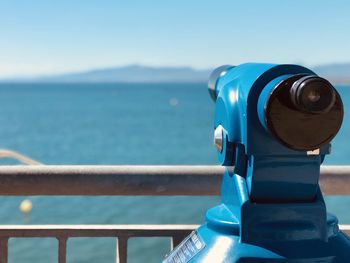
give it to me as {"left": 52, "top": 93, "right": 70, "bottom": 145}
{"left": 0, "top": 83, "right": 348, "bottom": 263}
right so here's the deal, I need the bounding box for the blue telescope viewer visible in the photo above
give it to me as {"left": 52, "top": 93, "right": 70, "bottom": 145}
{"left": 163, "top": 63, "right": 349, "bottom": 262}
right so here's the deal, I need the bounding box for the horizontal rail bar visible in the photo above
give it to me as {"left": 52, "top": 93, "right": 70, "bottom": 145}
{"left": 319, "top": 166, "right": 350, "bottom": 195}
{"left": 0, "top": 225, "right": 196, "bottom": 238}
{"left": 0, "top": 165, "right": 347, "bottom": 195}
{"left": 0, "top": 165, "right": 221, "bottom": 196}
{"left": 0, "top": 224, "right": 347, "bottom": 237}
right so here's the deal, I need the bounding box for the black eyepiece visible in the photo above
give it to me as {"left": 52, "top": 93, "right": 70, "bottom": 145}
{"left": 263, "top": 74, "right": 343, "bottom": 151}
{"left": 290, "top": 76, "right": 336, "bottom": 114}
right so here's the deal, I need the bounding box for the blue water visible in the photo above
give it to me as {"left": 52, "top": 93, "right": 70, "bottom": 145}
{"left": 0, "top": 83, "right": 348, "bottom": 262}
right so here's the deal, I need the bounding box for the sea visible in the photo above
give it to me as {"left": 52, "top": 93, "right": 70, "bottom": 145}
{"left": 0, "top": 83, "right": 348, "bottom": 263}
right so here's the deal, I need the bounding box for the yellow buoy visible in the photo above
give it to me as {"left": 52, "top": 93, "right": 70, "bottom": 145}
{"left": 20, "top": 199, "right": 33, "bottom": 214}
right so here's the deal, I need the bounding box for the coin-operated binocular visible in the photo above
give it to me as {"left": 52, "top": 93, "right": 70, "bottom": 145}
{"left": 163, "top": 63, "right": 350, "bottom": 263}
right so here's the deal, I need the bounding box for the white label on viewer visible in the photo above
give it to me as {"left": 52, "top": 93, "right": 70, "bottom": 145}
{"left": 162, "top": 231, "right": 205, "bottom": 263}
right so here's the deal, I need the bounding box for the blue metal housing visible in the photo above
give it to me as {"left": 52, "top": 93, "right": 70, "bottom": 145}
{"left": 162, "top": 63, "right": 350, "bottom": 263}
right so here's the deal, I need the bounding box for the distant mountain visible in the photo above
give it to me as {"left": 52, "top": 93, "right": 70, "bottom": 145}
{"left": 1, "top": 63, "right": 350, "bottom": 84}
{"left": 19, "top": 65, "right": 211, "bottom": 83}
{"left": 313, "top": 63, "right": 350, "bottom": 84}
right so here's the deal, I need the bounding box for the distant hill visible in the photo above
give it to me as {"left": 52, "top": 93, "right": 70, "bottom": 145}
{"left": 18, "top": 65, "right": 211, "bottom": 83}
{"left": 1, "top": 63, "right": 350, "bottom": 84}
{"left": 313, "top": 63, "right": 350, "bottom": 84}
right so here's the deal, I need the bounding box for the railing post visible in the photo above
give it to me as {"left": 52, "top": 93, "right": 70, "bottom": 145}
{"left": 116, "top": 236, "right": 128, "bottom": 263}
{"left": 57, "top": 237, "right": 67, "bottom": 263}
{"left": 0, "top": 238, "right": 8, "bottom": 263}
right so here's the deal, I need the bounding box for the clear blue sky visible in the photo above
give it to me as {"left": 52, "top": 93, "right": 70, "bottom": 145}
{"left": 0, "top": 0, "right": 349, "bottom": 77}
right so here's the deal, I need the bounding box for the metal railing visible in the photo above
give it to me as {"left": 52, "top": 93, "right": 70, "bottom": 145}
{"left": 0, "top": 165, "right": 348, "bottom": 263}
{"left": 0, "top": 224, "right": 196, "bottom": 263}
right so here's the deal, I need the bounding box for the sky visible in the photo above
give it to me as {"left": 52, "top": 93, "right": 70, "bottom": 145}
{"left": 0, "top": 0, "right": 349, "bottom": 77}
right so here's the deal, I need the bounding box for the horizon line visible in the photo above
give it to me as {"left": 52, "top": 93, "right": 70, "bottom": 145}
{"left": 0, "top": 61, "right": 350, "bottom": 81}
